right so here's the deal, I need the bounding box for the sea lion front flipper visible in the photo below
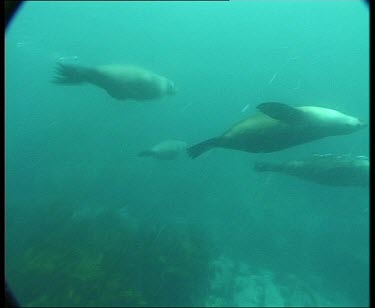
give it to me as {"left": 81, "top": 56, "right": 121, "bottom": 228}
{"left": 257, "top": 102, "right": 306, "bottom": 124}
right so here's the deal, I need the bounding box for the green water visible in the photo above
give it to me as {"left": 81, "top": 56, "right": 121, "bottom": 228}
{"left": 5, "top": 1, "right": 369, "bottom": 307}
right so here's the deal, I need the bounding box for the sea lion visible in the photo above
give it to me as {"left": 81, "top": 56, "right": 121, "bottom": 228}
{"left": 53, "top": 63, "right": 177, "bottom": 101}
{"left": 138, "top": 140, "right": 187, "bottom": 160}
{"left": 253, "top": 154, "right": 369, "bottom": 187}
{"left": 187, "top": 102, "right": 366, "bottom": 158}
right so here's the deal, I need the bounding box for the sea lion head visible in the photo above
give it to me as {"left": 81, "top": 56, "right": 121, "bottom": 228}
{"left": 310, "top": 108, "right": 368, "bottom": 135}
{"left": 339, "top": 115, "right": 367, "bottom": 134}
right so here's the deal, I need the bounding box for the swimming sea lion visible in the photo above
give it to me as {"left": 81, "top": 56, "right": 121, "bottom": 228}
{"left": 187, "top": 102, "right": 366, "bottom": 158}
{"left": 138, "top": 140, "right": 187, "bottom": 160}
{"left": 53, "top": 63, "right": 177, "bottom": 101}
{"left": 254, "top": 154, "right": 369, "bottom": 187}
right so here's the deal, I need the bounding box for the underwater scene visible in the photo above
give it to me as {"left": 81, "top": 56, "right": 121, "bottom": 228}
{"left": 5, "top": 1, "right": 369, "bottom": 307}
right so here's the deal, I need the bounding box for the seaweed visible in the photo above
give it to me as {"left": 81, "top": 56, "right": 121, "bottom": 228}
{"left": 6, "top": 205, "right": 216, "bottom": 307}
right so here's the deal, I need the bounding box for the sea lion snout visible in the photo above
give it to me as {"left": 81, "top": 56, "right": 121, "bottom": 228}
{"left": 349, "top": 120, "right": 368, "bottom": 132}
{"left": 358, "top": 121, "right": 368, "bottom": 129}
{"left": 166, "top": 81, "right": 178, "bottom": 95}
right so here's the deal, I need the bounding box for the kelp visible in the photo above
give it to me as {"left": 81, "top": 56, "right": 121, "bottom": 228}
{"left": 7, "top": 204, "right": 216, "bottom": 307}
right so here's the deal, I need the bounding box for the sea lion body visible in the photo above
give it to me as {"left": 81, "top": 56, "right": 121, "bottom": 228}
{"left": 138, "top": 140, "right": 187, "bottom": 160}
{"left": 53, "top": 64, "right": 177, "bottom": 101}
{"left": 254, "top": 154, "right": 369, "bottom": 187}
{"left": 187, "top": 103, "right": 366, "bottom": 158}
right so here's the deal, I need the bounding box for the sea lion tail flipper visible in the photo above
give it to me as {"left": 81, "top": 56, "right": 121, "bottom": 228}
{"left": 187, "top": 138, "right": 220, "bottom": 159}
{"left": 253, "top": 161, "right": 279, "bottom": 172}
{"left": 254, "top": 161, "right": 271, "bottom": 172}
{"left": 52, "top": 63, "right": 89, "bottom": 84}
{"left": 138, "top": 150, "right": 154, "bottom": 157}
{"left": 257, "top": 102, "right": 305, "bottom": 123}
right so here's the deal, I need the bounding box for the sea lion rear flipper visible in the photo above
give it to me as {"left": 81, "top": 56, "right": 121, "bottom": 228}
{"left": 52, "top": 63, "right": 88, "bottom": 84}
{"left": 253, "top": 161, "right": 271, "bottom": 172}
{"left": 187, "top": 138, "right": 220, "bottom": 159}
{"left": 138, "top": 150, "right": 154, "bottom": 158}
{"left": 257, "top": 102, "right": 306, "bottom": 123}
{"left": 253, "top": 161, "right": 281, "bottom": 172}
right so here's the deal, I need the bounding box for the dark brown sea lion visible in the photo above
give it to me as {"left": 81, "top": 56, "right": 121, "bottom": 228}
{"left": 187, "top": 102, "right": 366, "bottom": 158}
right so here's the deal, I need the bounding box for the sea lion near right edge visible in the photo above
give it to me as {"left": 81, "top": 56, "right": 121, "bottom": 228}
{"left": 187, "top": 102, "right": 366, "bottom": 158}
{"left": 254, "top": 154, "right": 369, "bottom": 187}
{"left": 52, "top": 63, "right": 177, "bottom": 101}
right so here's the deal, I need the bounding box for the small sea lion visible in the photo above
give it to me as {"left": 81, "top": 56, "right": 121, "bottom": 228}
{"left": 187, "top": 102, "right": 366, "bottom": 158}
{"left": 253, "top": 154, "right": 369, "bottom": 187}
{"left": 138, "top": 140, "right": 187, "bottom": 160}
{"left": 53, "top": 63, "right": 177, "bottom": 101}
